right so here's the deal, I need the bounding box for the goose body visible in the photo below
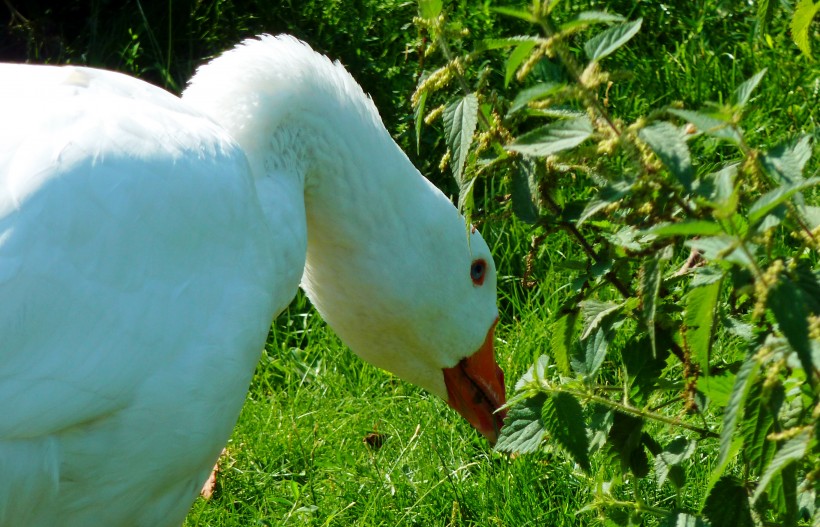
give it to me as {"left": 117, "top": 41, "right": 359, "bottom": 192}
{"left": 0, "top": 36, "right": 505, "bottom": 526}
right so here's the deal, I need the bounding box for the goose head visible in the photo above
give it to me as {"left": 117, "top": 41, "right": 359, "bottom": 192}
{"left": 300, "top": 176, "right": 507, "bottom": 443}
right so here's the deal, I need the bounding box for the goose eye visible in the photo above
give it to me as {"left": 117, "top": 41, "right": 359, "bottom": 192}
{"left": 470, "top": 259, "right": 486, "bottom": 286}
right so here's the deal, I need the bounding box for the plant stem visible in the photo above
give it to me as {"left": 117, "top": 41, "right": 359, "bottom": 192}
{"left": 545, "top": 382, "right": 719, "bottom": 439}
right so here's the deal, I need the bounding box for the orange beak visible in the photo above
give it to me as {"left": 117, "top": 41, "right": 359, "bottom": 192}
{"left": 442, "top": 319, "right": 507, "bottom": 444}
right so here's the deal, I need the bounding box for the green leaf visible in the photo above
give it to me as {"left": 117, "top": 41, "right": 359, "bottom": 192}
{"left": 733, "top": 69, "right": 767, "bottom": 108}
{"left": 684, "top": 278, "right": 723, "bottom": 374}
{"left": 760, "top": 136, "right": 813, "bottom": 185}
{"left": 457, "top": 173, "right": 476, "bottom": 217}
{"left": 791, "top": 0, "right": 820, "bottom": 58}
{"left": 496, "top": 392, "right": 548, "bottom": 454}
{"left": 696, "top": 371, "right": 735, "bottom": 407}
{"left": 655, "top": 436, "right": 696, "bottom": 489}
{"left": 514, "top": 355, "right": 551, "bottom": 391}
{"left": 580, "top": 300, "right": 622, "bottom": 341}
{"left": 768, "top": 275, "right": 816, "bottom": 383}
{"left": 701, "top": 164, "right": 740, "bottom": 218}
{"left": 748, "top": 177, "right": 820, "bottom": 226}
{"left": 550, "top": 313, "right": 577, "bottom": 376}
{"left": 639, "top": 121, "right": 694, "bottom": 191}
{"left": 414, "top": 88, "right": 427, "bottom": 154}
{"left": 542, "top": 392, "right": 591, "bottom": 471}
{"left": 753, "top": 430, "right": 812, "bottom": 503}
{"left": 686, "top": 236, "right": 755, "bottom": 268}
{"left": 660, "top": 513, "right": 710, "bottom": 527}
{"left": 668, "top": 108, "right": 742, "bottom": 143}
{"left": 584, "top": 18, "right": 643, "bottom": 62}
{"left": 608, "top": 412, "right": 648, "bottom": 476}
{"left": 649, "top": 221, "right": 724, "bottom": 238}
{"left": 757, "top": 0, "right": 777, "bottom": 34}
{"left": 572, "top": 326, "right": 610, "bottom": 378}
{"left": 507, "top": 116, "right": 593, "bottom": 157}
{"left": 578, "top": 179, "right": 633, "bottom": 225}
{"left": 505, "top": 41, "right": 538, "bottom": 86}
{"left": 716, "top": 356, "right": 760, "bottom": 471}
{"left": 704, "top": 476, "right": 754, "bottom": 527}
{"left": 476, "top": 36, "right": 540, "bottom": 52}
{"left": 740, "top": 383, "right": 775, "bottom": 476}
{"left": 507, "top": 81, "right": 565, "bottom": 115}
{"left": 492, "top": 6, "right": 539, "bottom": 24}
{"left": 443, "top": 93, "right": 479, "bottom": 186}
{"left": 417, "top": 0, "right": 442, "bottom": 20}
{"left": 560, "top": 10, "right": 626, "bottom": 31}
{"left": 511, "top": 156, "right": 540, "bottom": 223}
{"left": 641, "top": 247, "right": 671, "bottom": 357}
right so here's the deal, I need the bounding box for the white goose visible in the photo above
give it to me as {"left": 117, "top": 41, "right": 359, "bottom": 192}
{"left": 0, "top": 35, "right": 505, "bottom": 526}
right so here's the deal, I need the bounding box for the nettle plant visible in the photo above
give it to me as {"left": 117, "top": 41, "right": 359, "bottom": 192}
{"left": 413, "top": 1, "right": 818, "bottom": 526}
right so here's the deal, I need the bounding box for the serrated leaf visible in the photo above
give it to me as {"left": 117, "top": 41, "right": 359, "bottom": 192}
{"left": 684, "top": 278, "right": 723, "bottom": 374}
{"left": 668, "top": 108, "right": 742, "bottom": 143}
{"left": 639, "top": 122, "right": 694, "bottom": 191}
{"left": 649, "top": 221, "right": 724, "bottom": 238}
{"left": 492, "top": 6, "right": 539, "bottom": 24}
{"left": 768, "top": 275, "right": 816, "bottom": 383}
{"left": 757, "top": 0, "right": 777, "bottom": 34}
{"left": 542, "top": 392, "right": 591, "bottom": 471}
{"left": 457, "top": 172, "right": 476, "bottom": 217}
{"left": 761, "top": 136, "right": 812, "bottom": 185}
{"left": 506, "top": 41, "right": 538, "bottom": 86}
{"left": 414, "top": 88, "right": 427, "bottom": 154}
{"left": 511, "top": 156, "right": 540, "bottom": 223}
{"left": 507, "top": 116, "right": 593, "bottom": 157}
{"left": 417, "top": 0, "right": 442, "bottom": 20}
{"left": 580, "top": 300, "right": 622, "bottom": 340}
{"left": 578, "top": 179, "right": 633, "bottom": 225}
{"left": 704, "top": 476, "right": 754, "bottom": 527}
{"left": 588, "top": 407, "right": 614, "bottom": 452}
{"left": 703, "top": 164, "right": 740, "bottom": 218}
{"left": 740, "top": 384, "right": 775, "bottom": 476}
{"left": 660, "top": 513, "right": 710, "bottom": 527}
{"left": 514, "top": 355, "right": 551, "bottom": 391}
{"left": 791, "top": 0, "right": 820, "bottom": 58}
{"left": 716, "top": 356, "right": 760, "bottom": 471}
{"left": 560, "top": 10, "right": 626, "bottom": 31}
{"left": 641, "top": 247, "right": 671, "bottom": 357}
{"left": 655, "top": 437, "right": 696, "bottom": 488}
{"left": 686, "top": 236, "right": 755, "bottom": 268}
{"left": 697, "top": 371, "right": 735, "bottom": 407}
{"left": 572, "top": 326, "right": 610, "bottom": 379}
{"left": 476, "top": 36, "right": 541, "bottom": 52}
{"left": 550, "top": 313, "right": 577, "bottom": 376}
{"left": 733, "top": 69, "right": 767, "bottom": 108}
{"left": 507, "top": 81, "right": 566, "bottom": 115}
{"left": 443, "top": 93, "right": 479, "bottom": 186}
{"left": 748, "top": 177, "right": 820, "bottom": 226}
{"left": 495, "top": 392, "right": 548, "bottom": 454}
{"left": 584, "top": 18, "right": 643, "bottom": 62}
{"left": 753, "top": 430, "right": 812, "bottom": 503}
{"left": 608, "top": 412, "right": 648, "bottom": 476}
